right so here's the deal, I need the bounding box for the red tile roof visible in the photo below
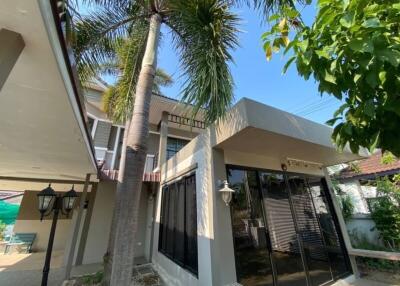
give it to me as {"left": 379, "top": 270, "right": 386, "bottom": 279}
{"left": 340, "top": 151, "right": 400, "bottom": 178}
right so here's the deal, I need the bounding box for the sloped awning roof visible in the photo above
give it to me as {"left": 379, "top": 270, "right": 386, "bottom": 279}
{"left": 214, "top": 98, "right": 368, "bottom": 168}
{"left": 0, "top": 0, "right": 97, "bottom": 181}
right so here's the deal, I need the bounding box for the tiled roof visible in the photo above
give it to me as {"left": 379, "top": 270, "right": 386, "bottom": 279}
{"left": 339, "top": 151, "right": 400, "bottom": 178}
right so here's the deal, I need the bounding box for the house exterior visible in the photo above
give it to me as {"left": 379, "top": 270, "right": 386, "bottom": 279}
{"left": 332, "top": 152, "right": 400, "bottom": 246}
{"left": 79, "top": 87, "right": 366, "bottom": 286}
{"left": 0, "top": 1, "right": 376, "bottom": 285}
{"left": 80, "top": 83, "right": 204, "bottom": 264}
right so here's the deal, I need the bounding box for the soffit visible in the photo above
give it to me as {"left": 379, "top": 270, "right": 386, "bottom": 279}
{"left": 0, "top": 0, "right": 97, "bottom": 181}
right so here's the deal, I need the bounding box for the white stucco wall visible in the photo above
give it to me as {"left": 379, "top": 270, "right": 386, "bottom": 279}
{"left": 153, "top": 132, "right": 214, "bottom": 286}
{"left": 338, "top": 180, "right": 369, "bottom": 214}
{"left": 82, "top": 181, "right": 116, "bottom": 264}
{"left": 82, "top": 180, "right": 151, "bottom": 265}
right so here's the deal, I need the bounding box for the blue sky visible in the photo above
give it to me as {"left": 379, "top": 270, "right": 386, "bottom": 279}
{"left": 97, "top": 3, "right": 342, "bottom": 124}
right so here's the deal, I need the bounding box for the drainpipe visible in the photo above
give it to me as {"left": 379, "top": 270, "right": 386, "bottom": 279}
{"left": 322, "top": 167, "right": 360, "bottom": 278}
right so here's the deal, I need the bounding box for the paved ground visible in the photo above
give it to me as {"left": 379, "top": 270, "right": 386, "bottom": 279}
{"left": 0, "top": 252, "right": 395, "bottom": 286}
{"left": 0, "top": 251, "right": 102, "bottom": 286}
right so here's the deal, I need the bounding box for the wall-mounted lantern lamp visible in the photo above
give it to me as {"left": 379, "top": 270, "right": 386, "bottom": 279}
{"left": 218, "top": 180, "right": 235, "bottom": 206}
{"left": 37, "top": 184, "right": 78, "bottom": 286}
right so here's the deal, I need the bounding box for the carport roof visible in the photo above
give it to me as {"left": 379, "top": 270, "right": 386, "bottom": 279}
{"left": 0, "top": 0, "right": 97, "bottom": 181}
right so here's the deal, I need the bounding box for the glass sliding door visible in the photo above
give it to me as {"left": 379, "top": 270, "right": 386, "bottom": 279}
{"left": 228, "top": 169, "right": 274, "bottom": 286}
{"left": 259, "top": 172, "right": 308, "bottom": 286}
{"left": 227, "top": 166, "right": 351, "bottom": 286}
{"left": 286, "top": 175, "right": 332, "bottom": 286}
{"left": 307, "top": 178, "right": 351, "bottom": 279}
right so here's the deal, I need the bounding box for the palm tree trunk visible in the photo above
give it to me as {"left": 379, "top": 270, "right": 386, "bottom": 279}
{"left": 109, "top": 13, "right": 162, "bottom": 286}
{"left": 103, "top": 118, "right": 131, "bottom": 286}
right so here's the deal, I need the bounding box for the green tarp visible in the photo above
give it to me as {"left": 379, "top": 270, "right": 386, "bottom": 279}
{"left": 0, "top": 200, "right": 20, "bottom": 225}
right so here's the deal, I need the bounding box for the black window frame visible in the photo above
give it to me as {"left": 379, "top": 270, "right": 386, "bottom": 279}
{"left": 166, "top": 137, "right": 189, "bottom": 160}
{"left": 158, "top": 173, "right": 198, "bottom": 276}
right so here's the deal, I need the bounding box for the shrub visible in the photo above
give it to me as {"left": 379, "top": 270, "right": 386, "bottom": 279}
{"left": 369, "top": 177, "right": 400, "bottom": 250}
{"left": 340, "top": 195, "right": 355, "bottom": 221}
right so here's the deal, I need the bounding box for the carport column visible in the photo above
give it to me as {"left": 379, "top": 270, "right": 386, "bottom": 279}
{"left": 0, "top": 29, "right": 25, "bottom": 91}
{"left": 157, "top": 111, "right": 169, "bottom": 175}
{"left": 322, "top": 167, "right": 360, "bottom": 278}
{"left": 64, "top": 174, "right": 91, "bottom": 280}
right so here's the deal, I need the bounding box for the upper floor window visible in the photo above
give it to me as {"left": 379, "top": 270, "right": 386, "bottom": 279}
{"left": 167, "top": 137, "right": 189, "bottom": 160}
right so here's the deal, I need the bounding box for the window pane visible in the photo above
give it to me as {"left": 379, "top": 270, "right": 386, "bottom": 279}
{"left": 166, "top": 137, "right": 189, "bottom": 160}
{"left": 260, "top": 172, "right": 308, "bottom": 286}
{"left": 107, "top": 126, "right": 118, "bottom": 150}
{"left": 309, "top": 178, "right": 351, "bottom": 279}
{"left": 288, "top": 176, "right": 332, "bottom": 286}
{"left": 185, "top": 174, "right": 198, "bottom": 273}
{"left": 166, "top": 183, "right": 176, "bottom": 257}
{"left": 159, "top": 186, "right": 169, "bottom": 252}
{"left": 174, "top": 181, "right": 186, "bottom": 264}
{"left": 229, "top": 169, "right": 274, "bottom": 286}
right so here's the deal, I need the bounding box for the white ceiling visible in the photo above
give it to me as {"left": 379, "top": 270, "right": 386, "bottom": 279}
{"left": 0, "top": 0, "right": 97, "bottom": 181}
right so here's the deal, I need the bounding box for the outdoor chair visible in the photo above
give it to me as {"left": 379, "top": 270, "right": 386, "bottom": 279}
{"left": 4, "top": 233, "right": 36, "bottom": 254}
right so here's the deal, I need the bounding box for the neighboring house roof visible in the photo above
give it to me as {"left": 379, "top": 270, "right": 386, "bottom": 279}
{"left": 338, "top": 151, "right": 400, "bottom": 180}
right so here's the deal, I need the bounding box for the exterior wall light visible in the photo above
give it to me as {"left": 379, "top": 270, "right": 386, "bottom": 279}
{"left": 218, "top": 180, "right": 235, "bottom": 206}
{"left": 37, "top": 184, "right": 78, "bottom": 286}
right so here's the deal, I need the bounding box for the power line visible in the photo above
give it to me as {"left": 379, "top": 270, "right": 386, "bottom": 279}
{"left": 295, "top": 98, "right": 336, "bottom": 116}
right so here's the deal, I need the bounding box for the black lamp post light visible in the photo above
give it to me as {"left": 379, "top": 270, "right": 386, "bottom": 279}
{"left": 37, "top": 184, "right": 78, "bottom": 286}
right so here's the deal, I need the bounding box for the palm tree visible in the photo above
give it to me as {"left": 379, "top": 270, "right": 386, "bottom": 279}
{"left": 101, "top": 38, "right": 173, "bottom": 123}
{"left": 70, "top": 1, "right": 293, "bottom": 285}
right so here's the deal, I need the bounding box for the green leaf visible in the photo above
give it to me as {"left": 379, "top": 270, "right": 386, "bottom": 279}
{"left": 261, "top": 31, "right": 273, "bottom": 39}
{"left": 340, "top": 13, "right": 354, "bottom": 28}
{"left": 326, "top": 117, "right": 342, "bottom": 126}
{"left": 362, "top": 18, "right": 380, "bottom": 28}
{"left": 333, "top": 103, "right": 349, "bottom": 117}
{"left": 343, "top": 123, "right": 352, "bottom": 135}
{"left": 376, "top": 49, "right": 400, "bottom": 67}
{"left": 379, "top": 71, "right": 387, "bottom": 85}
{"left": 266, "top": 45, "right": 272, "bottom": 61}
{"left": 282, "top": 56, "right": 296, "bottom": 74}
{"left": 369, "top": 131, "right": 380, "bottom": 153}
{"left": 268, "top": 14, "right": 280, "bottom": 22}
{"left": 315, "top": 49, "right": 330, "bottom": 59}
{"left": 354, "top": 74, "right": 362, "bottom": 83}
{"left": 324, "top": 70, "right": 337, "bottom": 84}
{"left": 366, "top": 72, "right": 378, "bottom": 88}
{"left": 297, "top": 39, "right": 309, "bottom": 52}
{"left": 348, "top": 39, "right": 373, "bottom": 53}
{"left": 364, "top": 100, "right": 375, "bottom": 117}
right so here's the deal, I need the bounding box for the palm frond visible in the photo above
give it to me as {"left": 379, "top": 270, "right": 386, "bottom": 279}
{"left": 232, "top": 0, "right": 300, "bottom": 16}
{"left": 167, "top": 0, "right": 240, "bottom": 123}
{"left": 154, "top": 68, "right": 174, "bottom": 92}
{"left": 101, "top": 20, "right": 149, "bottom": 123}
{"left": 70, "top": 2, "right": 147, "bottom": 83}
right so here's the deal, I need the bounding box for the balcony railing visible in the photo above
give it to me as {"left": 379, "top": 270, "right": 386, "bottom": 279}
{"left": 99, "top": 153, "right": 160, "bottom": 182}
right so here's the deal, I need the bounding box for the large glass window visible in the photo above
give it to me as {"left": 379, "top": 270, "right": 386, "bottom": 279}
{"left": 227, "top": 166, "right": 351, "bottom": 286}
{"left": 166, "top": 137, "right": 189, "bottom": 160}
{"left": 159, "top": 174, "right": 198, "bottom": 275}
